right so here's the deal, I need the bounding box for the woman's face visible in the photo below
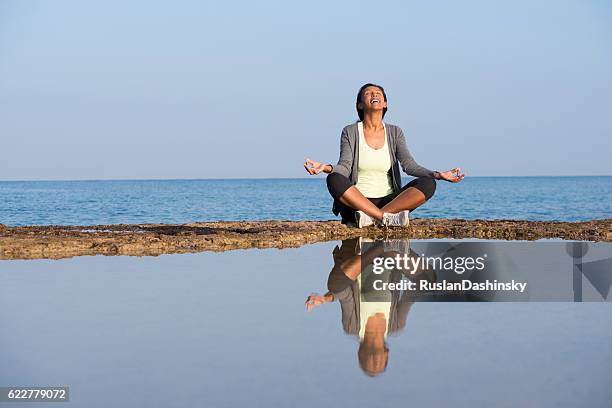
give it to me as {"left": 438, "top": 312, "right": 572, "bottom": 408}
{"left": 358, "top": 86, "right": 387, "bottom": 113}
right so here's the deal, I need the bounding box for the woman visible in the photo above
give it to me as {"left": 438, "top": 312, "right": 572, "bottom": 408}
{"left": 304, "top": 83, "right": 464, "bottom": 227}
{"left": 305, "top": 237, "right": 433, "bottom": 376}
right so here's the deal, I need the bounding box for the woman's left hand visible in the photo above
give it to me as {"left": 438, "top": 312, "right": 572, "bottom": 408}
{"left": 439, "top": 168, "right": 465, "bottom": 182}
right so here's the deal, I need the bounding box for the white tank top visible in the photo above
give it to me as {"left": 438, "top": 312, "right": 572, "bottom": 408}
{"left": 355, "top": 121, "right": 394, "bottom": 198}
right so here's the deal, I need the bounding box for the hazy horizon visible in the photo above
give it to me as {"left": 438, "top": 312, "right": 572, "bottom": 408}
{"left": 2, "top": 1, "right": 611, "bottom": 180}
{"left": 1, "top": 174, "right": 611, "bottom": 183}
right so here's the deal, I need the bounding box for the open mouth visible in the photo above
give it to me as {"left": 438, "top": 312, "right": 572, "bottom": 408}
{"left": 370, "top": 99, "right": 380, "bottom": 104}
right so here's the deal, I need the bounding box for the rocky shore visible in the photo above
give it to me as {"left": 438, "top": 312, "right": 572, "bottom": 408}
{"left": 0, "top": 218, "right": 611, "bottom": 260}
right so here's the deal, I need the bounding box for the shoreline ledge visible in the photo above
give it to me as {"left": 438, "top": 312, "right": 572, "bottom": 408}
{"left": 0, "top": 218, "right": 611, "bottom": 260}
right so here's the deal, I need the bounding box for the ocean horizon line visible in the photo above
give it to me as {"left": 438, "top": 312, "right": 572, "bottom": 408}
{"left": 1, "top": 175, "right": 611, "bottom": 183}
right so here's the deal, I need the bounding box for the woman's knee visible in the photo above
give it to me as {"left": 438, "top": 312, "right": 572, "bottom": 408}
{"left": 416, "top": 177, "right": 436, "bottom": 201}
{"left": 326, "top": 172, "right": 352, "bottom": 199}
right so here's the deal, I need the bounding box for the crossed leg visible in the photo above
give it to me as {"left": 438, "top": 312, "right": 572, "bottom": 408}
{"left": 328, "top": 173, "right": 437, "bottom": 222}
{"left": 381, "top": 185, "right": 429, "bottom": 213}
{"left": 337, "top": 186, "right": 385, "bottom": 220}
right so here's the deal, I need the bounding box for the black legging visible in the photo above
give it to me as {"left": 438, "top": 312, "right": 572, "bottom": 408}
{"left": 326, "top": 173, "right": 436, "bottom": 223}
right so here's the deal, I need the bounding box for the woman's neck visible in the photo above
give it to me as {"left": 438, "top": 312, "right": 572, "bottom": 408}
{"left": 361, "top": 111, "right": 384, "bottom": 131}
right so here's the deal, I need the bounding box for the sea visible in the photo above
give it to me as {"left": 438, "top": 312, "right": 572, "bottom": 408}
{"left": 1, "top": 177, "right": 612, "bottom": 407}
{"left": 0, "top": 176, "right": 610, "bottom": 226}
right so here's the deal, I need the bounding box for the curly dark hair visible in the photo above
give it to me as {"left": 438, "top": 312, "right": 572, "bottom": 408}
{"left": 356, "top": 83, "right": 388, "bottom": 121}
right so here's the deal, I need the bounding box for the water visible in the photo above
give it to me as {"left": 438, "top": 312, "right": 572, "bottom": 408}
{"left": 1, "top": 240, "right": 611, "bottom": 407}
{"left": 0, "top": 176, "right": 610, "bottom": 226}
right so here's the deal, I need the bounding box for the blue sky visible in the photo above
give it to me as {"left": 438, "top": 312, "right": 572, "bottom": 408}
{"left": 1, "top": 0, "right": 611, "bottom": 180}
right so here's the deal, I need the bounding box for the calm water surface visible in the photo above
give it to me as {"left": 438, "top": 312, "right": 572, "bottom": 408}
{"left": 1, "top": 240, "right": 611, "bottom": 407}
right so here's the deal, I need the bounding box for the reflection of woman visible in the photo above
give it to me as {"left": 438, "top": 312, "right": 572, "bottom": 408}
{"left": 304, "top": 83, "right": 464, "bottom": 227}
{"left": 305, "top": 238, "right": 430, "bottom": 376}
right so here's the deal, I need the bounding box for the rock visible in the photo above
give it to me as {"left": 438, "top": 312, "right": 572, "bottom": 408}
{"left": 0, "top": 219, "right": 611, "bottom": 260}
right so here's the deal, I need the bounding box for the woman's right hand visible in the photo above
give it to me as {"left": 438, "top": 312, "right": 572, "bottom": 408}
{"left": 303, "top": 158, "right": 328, "bottom": 175}
{"left": 305, "top": 292, "right": 330, "bottom": 311}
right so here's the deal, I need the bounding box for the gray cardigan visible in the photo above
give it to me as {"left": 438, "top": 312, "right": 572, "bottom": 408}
{"left": 330, "top": 122, "right": 435, "bottom": 214}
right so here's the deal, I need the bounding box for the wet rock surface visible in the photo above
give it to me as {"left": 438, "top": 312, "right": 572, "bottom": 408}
{"left": 0, "top": 218, "right": 611, "bottom": 260}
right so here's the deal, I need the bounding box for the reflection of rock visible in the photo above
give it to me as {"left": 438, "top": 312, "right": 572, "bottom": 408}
{"left": 0, "top": 218, "right": 610, "bottom": 260}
